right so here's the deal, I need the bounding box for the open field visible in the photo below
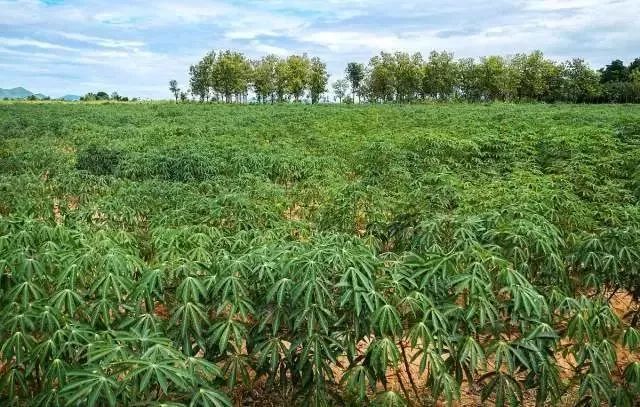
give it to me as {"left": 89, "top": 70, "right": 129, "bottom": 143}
{"left": 1, "top": 102, "right": 640, "bottom": 406}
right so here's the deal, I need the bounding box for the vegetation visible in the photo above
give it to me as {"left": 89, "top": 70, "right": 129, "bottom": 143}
{"left": 1, "top": 102, "right": 640, "bottom": 406}
{"left": 182, "top": 50, "right": 640, "bottom": 104}
{"left": 80, "top": 91, "right": 135, "bottom": 102}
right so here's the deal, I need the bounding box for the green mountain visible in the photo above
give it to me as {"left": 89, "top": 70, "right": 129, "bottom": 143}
{"left": 0, "top": 87, "right": 34, "bottom": 99}
{"left": 0, "top": 87, "right": 51, "bottom": 100}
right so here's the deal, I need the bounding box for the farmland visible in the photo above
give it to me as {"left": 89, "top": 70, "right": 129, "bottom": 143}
{"left": 1, "top": 102, "right": 640, "bottom": 406}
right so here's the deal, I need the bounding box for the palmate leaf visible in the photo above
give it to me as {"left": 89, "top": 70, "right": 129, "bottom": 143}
{"left": 623, "top": 361, "right": 640, "bottom": 392}
{"left": 123, "top": 359, "right": 190, "bottom": 395}
{"left": 0, "top": 365, "right": 29, "bottom": 401}
{"left": 294, "top": 331, "right": 341, "bottom": 368}
{"left": 221, "top": 348, "right": 252, "bottom": 388}
{"left": 577, "top": 372, "right": 613, "bottom": 406}
{"left": 87, "top": 339, "right": 131, "bottom": 365}
{"left": 7, "top": 280, "right": 44, "bottom": 307}
{"left": 189, "top": 388, "right": 232, "bottom": 407}
{"left": 293, "top": 302, "right": 334, "bottom": 336}
{"left": 365, "top": 336, "right": 400, "bottom": 378}
{"left": 1, "top": 331, "right": 35, "bottom": 365}
{"left": 44, "top": 357, "right": 68, "bottom": 387}
{"left": 340, "top": 364, "right": 376, "bottom": 402}
{"left": 266, "top": 277, "right": 292, "bottom": 307}
{"left": 372, "top": 390, "right": 407, "bottom": 407}
{"left": 1, "top": 306, "right": 35, "bottom": 333}
{"left": 371, "top": 304, "right": 402, "bottom": 337}
{"left": 622, "top": 327, "right": 640, "bottom": 350}
{"left": 479, "top": 371, "right": 522, "bottom": 407}
{"left": 50, "top": 287, "right": 84, "bottom": 316}
{"left": 177, "top": 276, "right": 207, "bottom": 303}
{"left": 60, "top": 369, "right": 119, "bottom": 407}
{"left": 90, "top": 271, "right": 132, "bottom": 303}
{"left": 456, "top": 335, "right": 486, "bottom": 381}
{"left": 254, "top": 336, "right": 289, "bottom": 377}
{"left": 523, "top": 358, "right": 563, "bottom": 406}
{"left": 431, "top": 370, "right": 461, "bottom": 406}
{"left": 171, "top": 301, "right": 208, "bottom": 354}
{"left": 209, "top": 317, "right": 246, "bottom": 354}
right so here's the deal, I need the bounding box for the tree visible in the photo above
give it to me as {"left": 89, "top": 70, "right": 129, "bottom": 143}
{"left": 252, "top": 55, "right": 279, "bottom": 104}
{"left": 274, "top": 58, "right": 289, "bottom": 102}
{"left": 561, "top": 59, "right": 601, "bottom": 103}
{"left": 285, "top": 54, "right": 311, "bottom": 102}
{"left": 422, "top": 51, "right": 459, "bottom": 100}
{"left": 629, "top": 57, "right": 640, "bottom": 74}
{"left": 366, "top": 52, "right": 396, "bottom": 102}
{"left": 332, "top": 79, "right": 349, "bottom": 103}
{"left": 189, "top": 51, "right": 214, "bottom": 102}
{"left": 509, "top": 51, "right": 560, "bottom": 100}
{"left": 96, "top": 91, "right": 110, "bottom": 100}
{"left": 600, "top": 59, "right": 629, "bottom": 83}
{"left": 309, "top": 57, "right": 329, "bottom": 104}
{"left": 476, "top": 56, "right": 510, "bottom": 101}
{"left": 180, "top": 91, "right": 188, "bottom": 102}
{"left": 393, "top": 52, "right": 423, "bottom": 102}
{"left": 345, "top": 62, "right": 365, "bottom": 103}
{"left": 212, "top": 50, "right": 252, "bottom": 103}
{"left": 457, "top": 58, "right": 481, "bottom": 101}
{"left": 169, "top": 80, "right": 180, "bottom": 103}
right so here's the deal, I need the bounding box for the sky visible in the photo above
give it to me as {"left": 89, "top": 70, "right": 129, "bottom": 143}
{"left": 1, "top": 0, "right": 639, "bottom": 99}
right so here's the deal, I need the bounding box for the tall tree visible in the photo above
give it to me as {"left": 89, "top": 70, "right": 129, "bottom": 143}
{"left": 393, "top": 52, "right": 423, "bottom": 102}
{"left": 274, "top": 58, "right": 289, "bottom": 102}
{"left": 510, "top": 51, "right": 560, "bottom": 100}
{"left": 332, "top": 79, "right": 349, "bottom": 103}
{"left": 599, "top": 59, "right": 629, "bottom": 83}
{"left": 422, "top": 51, "right": 458, "bottom": 100}
{"left": 212, "top": 50, "right": 252, "bottom": 103}
{"left": 477, "top": 56, "right": 509, "bottom": 100}
{"left": 285, "top": 54, "right": 311, "bottom": 102}
{"left": 561, "top": 59, "right": 601, "bottom": 102}
{"left": 189, "top": 52, "right": 214, "bottom": 102}
{"left": 457, "top": 57, "right": 481, "bottom": 101}
{"left": 366, "top": 52, "right": 396, "bottom": 102}
{"left": 308, "top": 57, "right": 329, "bottom": 104}
{"left": 169, "top": 80, "right": 180, "bottom": 103}
{"left": 345, "top": 62, "right": 365, "bottom": 103}
{"left": 252, "top": 55, "right": 279, "bottom": 104}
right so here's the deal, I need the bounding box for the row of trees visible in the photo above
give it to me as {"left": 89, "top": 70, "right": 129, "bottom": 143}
{"left": 174, "top": 50, "right": 640, "bottom": 104}
{"left": 81, "top": 91, "right": 135, "bottom": 102}
{"left": 335, "top": 51, "right": 640, "bottom": 103}
{"left": 182, "top": 50, "right": 328, "bottom": 104}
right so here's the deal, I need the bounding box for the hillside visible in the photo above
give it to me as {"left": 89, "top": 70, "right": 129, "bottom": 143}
{"left": 0, "top": 87, "right": 34, "bottom": 99}
{"left": 0, "top": 87, "right": 49, "bottom": 99}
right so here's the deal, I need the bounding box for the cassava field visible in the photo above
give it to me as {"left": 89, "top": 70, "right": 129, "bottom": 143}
{"left": 1, "top": 102, "right": 640, "bottom": 406}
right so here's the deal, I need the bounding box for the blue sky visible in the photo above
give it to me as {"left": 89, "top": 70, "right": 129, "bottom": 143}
{"left": 1, "top": 0, "right": 639, "bottom": 99}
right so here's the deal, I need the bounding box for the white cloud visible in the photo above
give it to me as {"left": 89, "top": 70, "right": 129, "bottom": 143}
{"left": 1, "top": 0, "right": 639, "bottom": 98}
{"left": 56, "top": 32, "right": 145, "bottom": 49}
{"left": 0, "top": 37, "right": 74, "bottom": 51}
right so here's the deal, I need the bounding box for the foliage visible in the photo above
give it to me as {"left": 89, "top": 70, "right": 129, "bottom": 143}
{"left": 1, "top": 102, "right": 640, "bottom": 406}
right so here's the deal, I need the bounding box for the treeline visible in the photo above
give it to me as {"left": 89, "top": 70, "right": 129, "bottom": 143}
{"left": 176, "top": 49, "right": 640, "bottom": 104}
{"left": 181, "top": 50, "right": 328, "bottom": 104}
{"left": 81, "top": 91, "right": 136, "bottom": 102}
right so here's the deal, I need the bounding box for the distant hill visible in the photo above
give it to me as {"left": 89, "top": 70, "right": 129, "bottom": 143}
{"left": 0, "top": 87, "right": 34, "bottom": 99}
{"left": 0, "top": 87, "right": 82, "bottom": 100}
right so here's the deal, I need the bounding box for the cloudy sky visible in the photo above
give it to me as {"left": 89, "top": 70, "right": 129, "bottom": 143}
{"left": 1, "top": 0, "right": 639, "bottom": 99}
